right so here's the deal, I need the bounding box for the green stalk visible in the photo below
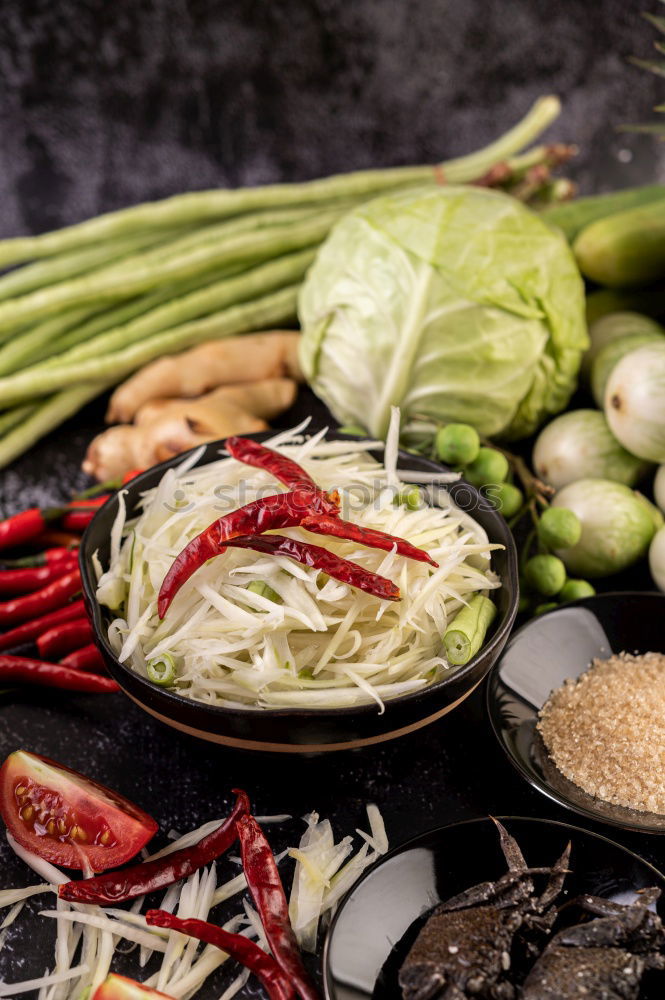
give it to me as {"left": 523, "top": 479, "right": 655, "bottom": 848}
{"left": 0, "top": 403, "right": 37, "bottom": 436}
{"left": 431, "top": 96, "right": 561, "bottom": 182}
{"left": 0, "top": 284, "right": 298, "bottom": 407}
{"left": 38, "top": 270, "right": 230, "bottom": 368}
{"left": 23, "top": 209, "right": 340, "bottom": 371}
{"left": 138, "top": 202, "right": 352, "bottom": 266}
{"left": 0, "top": 207, "right": 336, "bottom": 365}
{"left": 0, "top": 210, "right": 339, "bottom": 335}
{"left": 0, "top": 383, "right": 111, "bottom": 469}
{"left": 0, "top": 306, "right": 96, "bottom": 374}
{"left": 0, "top": 228, "right": 188, "bottom": 303}
{"left": 0, "top": 97, "right": 561, "bottom": 268}
{"left": 33, "top": 248, "right": 314, "bottom": 370}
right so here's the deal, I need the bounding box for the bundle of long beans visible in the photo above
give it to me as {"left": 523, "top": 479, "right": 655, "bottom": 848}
{"left": 0, "top": 96, "right": 573, "bottom": 468}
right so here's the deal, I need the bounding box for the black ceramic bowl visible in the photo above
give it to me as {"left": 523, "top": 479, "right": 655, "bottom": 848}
{"left": 323, "top": 815, "right": 665, "bottom": 1000}
{"left": 80, "top": 431, "right": 518, "bottom": 753}
{"left": 488, "top": 592, "right": 665, "bottom": 834}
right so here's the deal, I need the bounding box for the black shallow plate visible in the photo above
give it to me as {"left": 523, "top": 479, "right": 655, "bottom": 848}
{"left": 80, "top": 431, "right": 518, "bottom": 753}
{"left": 487, "top": 592, "right": 665, "bottom": 834}
{"left": 323, "top": 816, "right": 665, "bottom": 1000}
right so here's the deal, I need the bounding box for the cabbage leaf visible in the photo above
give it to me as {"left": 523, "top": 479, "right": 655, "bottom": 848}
{"left": 298, "top": 186, "right": 587, "bottom": 440}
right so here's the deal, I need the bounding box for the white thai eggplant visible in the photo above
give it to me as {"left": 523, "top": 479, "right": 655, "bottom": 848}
{"left": 553, "top": 478, "right": 657, "bottom": 577}
{"left": 605, "top": 342, "right": 665, "bottom": 462}
{"left": 533, "top": 409, "right": 647, "bottom": 490}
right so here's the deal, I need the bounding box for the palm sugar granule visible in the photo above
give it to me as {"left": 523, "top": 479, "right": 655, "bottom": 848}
{"left": 537, "top": 651, "right": 665, "bottom": 814}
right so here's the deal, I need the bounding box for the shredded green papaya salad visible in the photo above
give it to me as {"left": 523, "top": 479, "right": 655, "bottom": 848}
{"left": 94, "top": 413, "right": 502, "bottom": 711}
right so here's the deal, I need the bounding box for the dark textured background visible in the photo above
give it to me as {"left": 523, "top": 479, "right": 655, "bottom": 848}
{"left": 0, "top": 1, "right": 665, "bottom": 994}
{"left": 0, "top": 0, "right": 663, "bottom": 241}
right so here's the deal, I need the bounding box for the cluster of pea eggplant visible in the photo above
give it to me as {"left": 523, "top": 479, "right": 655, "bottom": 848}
{"left": 429, "top": 423, "right": 593, "bottom": 616}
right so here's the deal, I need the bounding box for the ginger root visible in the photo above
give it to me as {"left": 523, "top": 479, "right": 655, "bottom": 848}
{"left": 106, "top": 331, "right": 303, "bottom": 424}
{"left": 83, "top": 378, "right": 297, "bottom": 481}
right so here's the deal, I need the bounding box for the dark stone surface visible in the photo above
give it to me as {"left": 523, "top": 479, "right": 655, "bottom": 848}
{"left": 0, "top": 0, "right": 663, "bottom": 241}
{"left": 0, "top": 0, "right": 664, "bottom": 992}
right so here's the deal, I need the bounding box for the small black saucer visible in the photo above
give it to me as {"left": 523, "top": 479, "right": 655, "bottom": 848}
{"left": 488, "top": 592, "right": 665, "bottom": 834}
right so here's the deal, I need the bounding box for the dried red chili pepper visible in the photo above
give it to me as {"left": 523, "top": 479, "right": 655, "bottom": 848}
{"left": 0, "top": 569, "right": 81, "bottom": 627}
{"left": 0, "top": 557, "right": 78, "bottom": 597}
{"left": 228, "top": 535, "right": 400, "bottom": 601}
{"left": 59, "top": 788, "right": 250, "bottom": 905}
{"left": 226, "top": 436, "right": 317, "bottom": 492}
{"left": 145, "top": 911, "right": 296, "bottom": 1000}
{"left": 158, "top": 491, "right": 340, "bottom": 618}
{"left": 0, "top": 655, "right": 118, "bottom": 692}
{"left": 237, "top": 813, "right": 320, "bottom": 1000}
{"left": 0, "top": 599, "right": 86, "bottom": 652}
{"left": 301, "top": 514, "right": 438, "bottom": 567}
{"left": 60, "top": 643, "right": 105, "bottom": 673}
{"left": 37, "top": 619, "right": 93, "bottom": 660}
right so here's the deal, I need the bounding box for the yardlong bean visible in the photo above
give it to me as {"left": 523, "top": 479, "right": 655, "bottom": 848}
{"left": 0, "top": 228, "right": 188, "bottom": 303}
{"left": 0, "top": 284, "right": 298, "bottom": 408}
{"left": 36, "top": 248, "right": 315, "bottom": 370}
{"left": 0, "top": 97, "right": 560, "bottom": 268}
{"left": 0, "top": 210, "right": 338, "bottom": 335}
{"left": 0, "top": 307, "right": 92, "bottom": 371}
{"left": 0, "top": 382, "right": 112, "bottom": 468}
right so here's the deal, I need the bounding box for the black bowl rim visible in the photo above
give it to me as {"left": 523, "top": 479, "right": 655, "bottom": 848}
{"left": 486, "top": 591, "right": 665, "bottom": 833}
{"left": 80, "top": 431, "right": 519, "bottom": 721}
{"left": 322, "top": 811, "right": 665, "bottom": 998}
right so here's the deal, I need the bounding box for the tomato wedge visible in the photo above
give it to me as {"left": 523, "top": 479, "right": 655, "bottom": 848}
{"left": 93, "top": 974, "right": 175, "bottom": 999}
{"left": 0, "top": 750, "right": 158, "bottom": 871}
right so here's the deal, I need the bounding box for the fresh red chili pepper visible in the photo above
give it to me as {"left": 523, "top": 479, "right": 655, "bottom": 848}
{"left": 122, "top": 468, "right": 144, "bottom": 484}
{"left": 0, "top": 508, "right": 49, "bottom": 551}
{"left": 60, "top": 643, "right": 105, "bottom": 673}
{"left": 37, "top": 619, "right": 93, "bottom": 659}
{"left": 0, "top": 569, "right": 81, "bottom": 627}
{"left": 61, "top": 510, "right": 97, "bottom": 533}
{"left": 237, "top": 813, "right": 320, "bottom": 1000}
{"left": 0, "top": 547, "right": 78, "bottom": 569}
{"left": 58, "top": 789, "right": 250, "bottom": 905}
{"left": 37, "top": 531, "right": 81, "bottom": 549}
{"left": 228, "top": 535, "right": 400, "bottom": 601}
{"left": 158, "top": 491, "right": 340, "bottom": 618}
{"left": 0, "top": 599, "right": 86, "bottom": 652}
{"left": 145, "top": 911, "right": 296, "bottom": 1000}
{"left": 0, "top": 557, "right": 79, "bottom": 597}
{"left": 66, "top": 496, "right": 109, "bottom": 510}
{"left": 0, "top": 654, "right": 118, "bottom": 692}
{"left": 301, "top": 514, "right": 438, "bottom": 567}
{"left": 226, "top": 436, "right": 318, "bottom": 492}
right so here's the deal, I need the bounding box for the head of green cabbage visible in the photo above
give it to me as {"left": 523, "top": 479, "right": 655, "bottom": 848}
{"left": 298, "top": 186, "right": 588, "bottom": 440}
